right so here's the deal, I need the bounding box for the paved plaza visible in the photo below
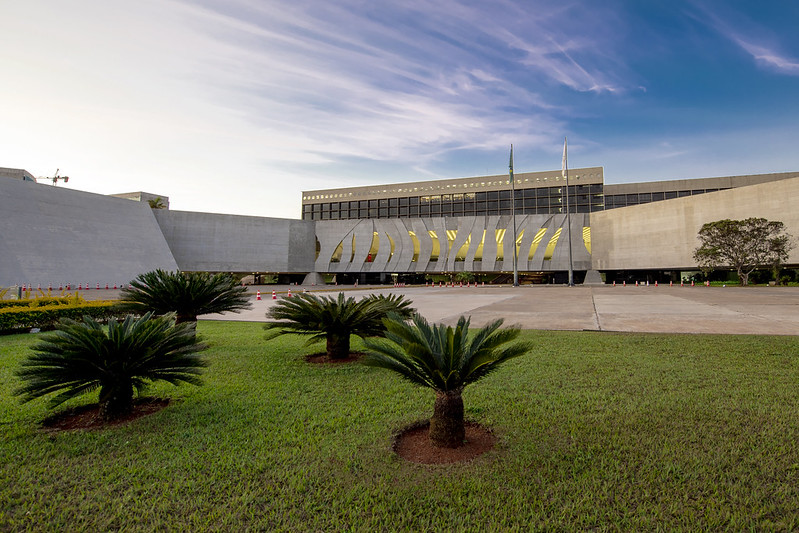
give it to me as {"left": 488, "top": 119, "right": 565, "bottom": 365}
{"left": 202, "top": 285, "right": 799, "bottom": 336}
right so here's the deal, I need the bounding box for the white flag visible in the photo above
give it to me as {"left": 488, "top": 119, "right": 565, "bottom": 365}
{"left": 561, "top": 137, "right": 567, "bottom": 179}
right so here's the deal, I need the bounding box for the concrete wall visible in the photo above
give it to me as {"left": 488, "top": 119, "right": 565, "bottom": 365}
{"left": 0, "top": 177, "right": 178, "bottom": 287}
{"left": 314, "top": 214, "right": 591, "bottom": 273}
{"left": 591, "top": 176, "right": 799, "bottom": 270}
{"left": 153, "top": 210, "right": 316, "bottom": 273}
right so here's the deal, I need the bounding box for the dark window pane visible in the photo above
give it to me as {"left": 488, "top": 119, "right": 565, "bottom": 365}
{"left": 389, "top": 207, "right": 398, "bottom": 217}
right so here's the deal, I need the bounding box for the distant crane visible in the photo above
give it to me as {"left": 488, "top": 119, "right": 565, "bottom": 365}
{"left": 37, "top": 169, "right": 70, "bottom": 185}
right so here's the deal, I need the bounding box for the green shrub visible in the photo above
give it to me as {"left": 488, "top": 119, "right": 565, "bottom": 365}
{"left": 0, "top": 301, "right": 121, "bottom": 333}
{"left": 0, "top": 297, "right": 76, "bottom": 309}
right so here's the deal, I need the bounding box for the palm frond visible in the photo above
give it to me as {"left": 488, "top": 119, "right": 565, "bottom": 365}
{"left": 15, "top": 312, "right": 209, "bottom": 412}
{"left": 117, "top": 270, "right": 251, "bottom": 320}
{"left": 363, "top": 313, "right": 530, "bottom": 393}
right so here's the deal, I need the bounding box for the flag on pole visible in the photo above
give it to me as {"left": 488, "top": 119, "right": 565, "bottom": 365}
{"left": 562, "top": 137, "right": 567, "bottom": 178}
{"left": 509, "top": 144, "right": 514, "bottom": 184}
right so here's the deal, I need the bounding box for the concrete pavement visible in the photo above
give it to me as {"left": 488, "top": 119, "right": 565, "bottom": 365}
{"left": 202, "top": 285, "right": 799, "bottom": 336}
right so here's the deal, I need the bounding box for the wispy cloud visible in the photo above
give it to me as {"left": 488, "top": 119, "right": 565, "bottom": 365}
{"left": 180, "top": 0, "right": 633, "bottom": 171}
{"left": 692, "top": 4, "right": 799, "bottom": 76}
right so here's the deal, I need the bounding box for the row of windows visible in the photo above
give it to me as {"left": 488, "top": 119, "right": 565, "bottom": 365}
{"left": 302, "top": 186, "right": 604, "bottom": 220}
{"left": 301, "top": 185, "right": 733, "bottom": 221}
{"left": 304, "top": 203, "right": 597, "bottom": 220}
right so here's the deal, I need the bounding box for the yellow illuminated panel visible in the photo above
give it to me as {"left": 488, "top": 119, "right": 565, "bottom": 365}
{"left": 408, "top": 231, "right": 420, "bottom": 262}
{"left": 368, "top": 232, "right": 379, "bottom": 261}
{"left": 495, "top": 229, "right": 506, "bottom": 261}
{"left": 543, "top": 228, "right": 562, "bottom": 260}
{"left": 330, "top": 240, "right": 344, "bottom": 263}
{"left": 528, "top": 228, "right": 547, "bottom": 260}
{"left": 474, "top": 230, "right": 486, "bottom": 261}
{"left": 428, "top": 230, "right": 440, "bottom": 261}
{"left": 582, "top": 226, "right": 591, "bottom": 254}
{"left": 455, "top": 233, "right": 471, "bottom": 261}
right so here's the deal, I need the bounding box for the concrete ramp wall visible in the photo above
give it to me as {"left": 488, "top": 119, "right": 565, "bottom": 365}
{"left": 590, "top": 176, "right": 799, "bottom": 270}
{"left": 0, "top": 178, "right": 178, "bottom": 288}
{"left": 153, "top": 210, "right": 316, "bottom": 273}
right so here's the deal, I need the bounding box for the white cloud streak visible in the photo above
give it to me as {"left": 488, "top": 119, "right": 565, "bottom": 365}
{"left": 0, "top": 0, "right": 634, "bottom": 217}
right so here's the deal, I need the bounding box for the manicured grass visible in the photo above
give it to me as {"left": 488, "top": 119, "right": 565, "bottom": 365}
{"left": 1, "top": 322, "right": 798, "bottom": 530}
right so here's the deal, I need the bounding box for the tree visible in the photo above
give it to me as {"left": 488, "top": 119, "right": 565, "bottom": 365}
{"left": 117, "top": 270, "right": 252, "bottom": 323}
{"left": 693, "top": 218, "right": 793, "bottom": 286}
{"left": 265, "top": 292, "right": 414, "bottom": 360}
{"left": 363, "top": 314, "right": 530, "bottom": 448}
{"left": 147, "top": 197, "right": 166, "bottom": 209}
{"left": 15, "top": 313, "right": 208, "bottom": 421}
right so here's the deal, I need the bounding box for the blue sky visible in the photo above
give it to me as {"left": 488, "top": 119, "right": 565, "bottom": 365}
{"left": 2, "top": 0, "right": 798, "bottom": 218}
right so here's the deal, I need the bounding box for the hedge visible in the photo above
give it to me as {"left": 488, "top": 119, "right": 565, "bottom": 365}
{"left": 0, "top": 301, "right": 125, "bottom": 333}
{"left": 0, "top": 297, "right": 74, "bottom": 309}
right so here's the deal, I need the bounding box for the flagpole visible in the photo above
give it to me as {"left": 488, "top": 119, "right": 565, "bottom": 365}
{"left": 563, "top": 137, "right": 574, "bottom": 287}
{"left": 510, "top": 144, "right": 519, "bottom": 287}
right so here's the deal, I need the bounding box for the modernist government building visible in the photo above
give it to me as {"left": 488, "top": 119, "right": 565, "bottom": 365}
{"left": 1, "top": 165, "right": 798, "bottom": 288}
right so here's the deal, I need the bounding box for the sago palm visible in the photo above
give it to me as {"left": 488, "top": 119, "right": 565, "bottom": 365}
{"left": 364, "top": 314, "right": 529, "bottom": 448}
{"left": 118, "top": 269, "right": 251, "bottom": 323}
{"left": 15, "top": 313, "right": 208, "bottom": 421}
{"left": 265, "top": 292, "right": 414, "bottom": 359}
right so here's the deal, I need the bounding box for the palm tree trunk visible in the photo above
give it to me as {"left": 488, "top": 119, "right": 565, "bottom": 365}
{"left": 99, "top": 385, "right": 133, "bottom": 421}
{"left": 326, "top": 333, "right": 350, "bottom": 359}
{"left": 175, "top": 313, "right": 197, "bottom": 324}
{"left": 429, "top": 390, "right": 465, "bottom": 448}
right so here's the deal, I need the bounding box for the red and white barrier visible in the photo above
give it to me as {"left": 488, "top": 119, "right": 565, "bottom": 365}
{"left": 272, "top": 290, "right": 277, "bottom": 300}
{"left": 256, "top": 291, "right": 261, "bottom": 301}
{"left": 287, "top": 288, "right": 292, "bottom": 298}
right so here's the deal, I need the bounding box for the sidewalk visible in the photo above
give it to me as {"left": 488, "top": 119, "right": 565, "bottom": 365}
{"left": 202, "top": 285, "right": 799, "bottom": 336}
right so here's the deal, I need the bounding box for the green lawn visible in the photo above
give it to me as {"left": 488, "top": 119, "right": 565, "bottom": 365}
{"left": 1, "top": 322, "right": 798, "bottom": 531}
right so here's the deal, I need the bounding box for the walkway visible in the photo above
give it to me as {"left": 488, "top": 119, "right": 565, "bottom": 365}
{"left": 202, "top": 285, "right": 799, "bottom": 336}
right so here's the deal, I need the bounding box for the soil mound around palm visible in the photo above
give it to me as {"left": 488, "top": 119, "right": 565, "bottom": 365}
{"left": 41, "top": 398, "right": 171, "bottom": 431}
{"left": 304, "top": 352, "right": 365, "bottom": 364}
{"left": 393, "top": 420, "right": 496, "bottom": 464}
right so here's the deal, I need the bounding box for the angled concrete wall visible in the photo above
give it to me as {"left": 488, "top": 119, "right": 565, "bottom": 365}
{"left": 314, "top": 214, "right": 591, "bottom": 273}
{"left": 153, "top": 210, "right": 316, "bottom": 273}
{"left": 0, "top": 178, "right": 178, "bottom": 287}
{"left": 590, "top": 176, "right": 799, "bottom": 270}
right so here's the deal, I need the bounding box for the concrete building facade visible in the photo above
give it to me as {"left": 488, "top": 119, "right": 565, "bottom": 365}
{"left": 1, "top": 166, "right": 797, "bottom": 288}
